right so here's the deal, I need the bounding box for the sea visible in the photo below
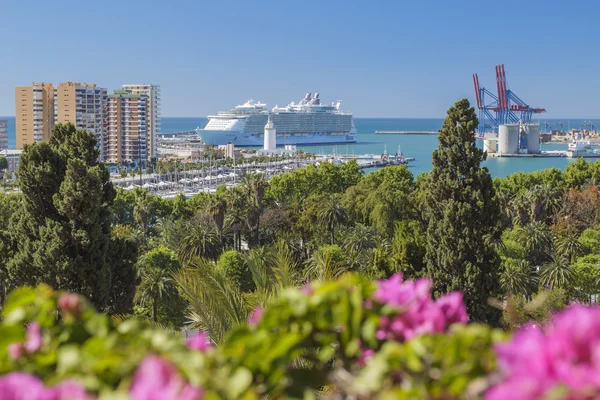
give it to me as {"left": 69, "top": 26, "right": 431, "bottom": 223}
{"left": 2, "top": 116, "right": 600, "bottom": 178}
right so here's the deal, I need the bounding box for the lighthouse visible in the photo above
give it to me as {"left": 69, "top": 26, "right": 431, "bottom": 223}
{"left": 264, "top": 115, "right": 276, "bottom": 151}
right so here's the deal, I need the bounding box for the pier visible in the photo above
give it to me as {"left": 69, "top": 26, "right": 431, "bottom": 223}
{"left": 375, "top": 130, "right": 438, "bottom": 135}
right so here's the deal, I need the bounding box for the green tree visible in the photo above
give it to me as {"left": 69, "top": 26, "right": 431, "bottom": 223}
{"left": 515, "top": 221, "right": 553, "bottom": 265}
{"left": 390, "top": 220, "right": 427, "bottom": 278}
{"left": 499, "top": 258, "right": 538, "bottom": 298}
{"left": 241, "top": 173, "right": 267, "bottom": 245}
{"left": 555, "top": 231, "right": 583, "bottom": 263}
{"left": 421, "top": 99, "right": 501, "bottom": 323}
{"left": 174, "top": 257, "right": 248, "bottom": 344}
{"left": 318, "top": 194, "right": 347, "bottom": 245}
{"left": 134, "top": 246, "right": 182, "bottom": 323}
{"left": 8, "top": 123, "right": 116, "bottom": 309}
{"left": 526, "top": 184, "right": 562, "bottom": 223}
{"left": 578, "top": 228, "right": 600, "bottom": 256}
{"left": 304, "top": 244, "right": 347, "bottom": 281}
{"left": 218, "top": 250, "right": 255, "bottom": 292}
{"left": 570, "top": 254, "right": 600, "bottom": 303}
{"left": 178, "top": 220, "right": 221, "bottom": 263}
{"left": 540, "top": 258, "right": 574, "bottom": 290}
{"left": 0, "top": 156, "right": 8, "bottom": 172}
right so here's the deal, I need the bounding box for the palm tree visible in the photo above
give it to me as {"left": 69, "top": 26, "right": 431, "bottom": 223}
{"left": 135, "top": 249, "right": 179, "bottom": 322}
{"left": 178, "top": 222, "right": 221, "bottom": 263}
{"left": 515, "top": 221, "right": 553, "bottom": 265}
{"left": 509, "top": 193, "right": 530, "bottom": 226}
{"left": 342, "top": 223, "right": 377, "bottom": 255}
{"left": 499, "top": 259, "right": 539, "bottom": 298}
{"left": 527, "top": 184, "right": 562, "bottom": 223}
{"left": 304, "top": 247, "right": 347, "bottom": 282}
{"left": 174, "top": 258, "right": 248, "bottom": 344}
{"left": 206, "top": 195, "right": 227, "bottom": 250}
{"left": 241, "top": 173, "right": 267, "bottom": 245}
{"left": 133, "top": 192, "right": 154, "bottom": 232}
{"left": 318, "top": 194, "right": 347, "bottom": 245}
{"left": 540, "top": 258, "right": 574, "bottom": 289}
{"left": 555, "top": 231, "right": 583, "bottom": 263}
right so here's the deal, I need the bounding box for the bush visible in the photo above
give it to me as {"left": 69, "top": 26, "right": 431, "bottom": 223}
{"left": 217, "top": 250, "right": 255, "bottom": 292}
{"left": 2, "top": 275, "right": 600, "bottom": 399}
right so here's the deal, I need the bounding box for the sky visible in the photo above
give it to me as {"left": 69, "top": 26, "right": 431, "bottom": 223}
{"left": 1, "top": 0, "right": 599, "bottom": 118}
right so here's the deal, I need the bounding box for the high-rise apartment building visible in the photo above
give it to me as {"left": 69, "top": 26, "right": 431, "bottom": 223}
{"left": 121, "top": 84, "right": 160, "bottom": 161}
{"left": 0, "top": 120, "right": 7, "bottom": 151}
{"left": 106, "top": 90, "right": 149, "bottom": 164}
{"left": 54, "top": 82, "right": 107, "bottom": 158}
{"left": 15, "top": 83, "right": 55, "bottom": 149}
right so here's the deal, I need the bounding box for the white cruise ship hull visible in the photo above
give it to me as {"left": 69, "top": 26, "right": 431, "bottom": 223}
{"left": 197, "top": 129, "right": 357, "bottom": 147}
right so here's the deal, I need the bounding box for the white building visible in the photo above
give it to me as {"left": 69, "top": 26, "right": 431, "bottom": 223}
{"left": 122, "top": 84, "right": 161, "bottom": 161}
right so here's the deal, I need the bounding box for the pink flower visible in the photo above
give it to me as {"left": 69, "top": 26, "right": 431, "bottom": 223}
{"left": 249, "top": 307, "right": 264, "bottom": 327}
{"left": 0, "top": 373, "right": 93, "bottom": 399}
{"left": 488, "top": 305, "right": 600, "bottom": 399}
{"left": 358, "top": 348, "right": 375, "bottom": 366}
{"left": 371, "top": 274, "right": 468, "bottom": 344}
{"left": 7, "top": 343, "right": 24, "bottom": 360}
{"left": 130, "top": 355, "right": 203, "bottom": 400}
{"left": 58, "top": 293, "right": 84, "bottom": 319}
{"left": 25, "top": 322, "right": 42, "bottom": 353}
{"left": 186, "top": 332, "right": 212, "bottom": 352}
{"left": 436, "top": 292, "right": 469, "bottom": 325}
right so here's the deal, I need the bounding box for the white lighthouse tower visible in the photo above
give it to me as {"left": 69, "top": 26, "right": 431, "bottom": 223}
{"left": 264, "top": 115, "right": 276, "bottom": 151}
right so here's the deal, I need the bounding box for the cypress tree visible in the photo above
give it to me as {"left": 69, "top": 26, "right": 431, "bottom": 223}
{"left": 7, "top": 123, "right": 120, "bottom": 310}
{"left": 422, "top": 99, "right": 501, "bottom": 323}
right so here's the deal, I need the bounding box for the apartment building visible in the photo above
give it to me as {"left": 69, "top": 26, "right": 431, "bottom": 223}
{"left": 15, "top": 83, "right": 55, "bottom": 149}
{"left": 121, "top": 84, "right": 160, "bottom": 161}
{"left": 0, "top": 120, "right": 7, "bottom": 151}
{"left": 106, "top": 90, "right": 149, "bottom": 164}
{"left": 54, "top": 82, "right": 107, "bottom": 158}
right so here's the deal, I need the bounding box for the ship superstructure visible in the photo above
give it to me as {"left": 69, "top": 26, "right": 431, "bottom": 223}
{"left": 198, "top": 93, "right": 357, "bottom": 146}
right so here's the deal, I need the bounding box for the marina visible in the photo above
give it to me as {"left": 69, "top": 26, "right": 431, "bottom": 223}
{"left": 110, "top": 149, "right": 415, "bottom": 198}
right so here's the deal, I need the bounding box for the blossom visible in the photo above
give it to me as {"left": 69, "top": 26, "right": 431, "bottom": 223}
{"left": 186, "top": 332, "right": 212, "bottom": 352}
{"left": 58, "top": 293, "right": 84, "bottom": 319}
{"left": 25, "top": 322, "right": 42, "bottom": 353}
{"left": 371, "top": 274, "right": 468, "bottom": 343}
{"left": 7, "top": 343, "right": 24, "bottom": 360}
{"left": 130, "top": 355, "right": 203, "bottom": 400}
{"left": 0, "top": 372, "right": 93, "bottom": 399}
{"left": 488, "top": 305, "right": 600, "bottom": 399}
{"left": 7, "top": 322, "right": 42, "bottom": 360}
{"left": 249, "top": 307, "right": 264, "bottom": 327}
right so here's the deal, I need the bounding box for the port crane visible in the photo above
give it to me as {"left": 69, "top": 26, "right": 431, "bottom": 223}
{"left": 472, "top": 64, "right": 546, "bottom": 135}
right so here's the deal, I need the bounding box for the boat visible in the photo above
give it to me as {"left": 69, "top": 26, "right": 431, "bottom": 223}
{"left": 566, "top": 140, "right": 600, "bottom": 158}
{"left": 196, "top": 93, "right": 358, "bottom": 146}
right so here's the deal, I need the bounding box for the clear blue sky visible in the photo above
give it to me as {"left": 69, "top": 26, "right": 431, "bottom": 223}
{"left": 1, "top": 0, "right": 599, "bottom": 118}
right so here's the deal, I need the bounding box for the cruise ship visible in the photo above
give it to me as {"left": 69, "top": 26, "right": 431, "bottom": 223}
{"left": 196, "top": 93, "right": 357, "bottom": 146}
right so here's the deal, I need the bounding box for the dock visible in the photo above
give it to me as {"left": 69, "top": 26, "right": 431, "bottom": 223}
{"left": 375, "top": 130, "right": 438, "bottom": 135}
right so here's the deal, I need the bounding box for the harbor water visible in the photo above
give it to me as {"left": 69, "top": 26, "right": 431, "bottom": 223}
{"left": 2, "top": 116, "right": 600, "bottom": 178}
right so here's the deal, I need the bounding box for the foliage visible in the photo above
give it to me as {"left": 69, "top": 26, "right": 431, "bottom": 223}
{"left": 134, "top": 246, "right": 184, "bottom": 325}
{"left": 503, "top": 288, "right": 568, "bottom": 329}
{"left": 218, "top": 250, "right": 255, "bottom": 293}
{"left": 7, "top": 123, "right": 118, "bottom": 310}
{"left": 421, "top": 99, "right": 501, "bottom": 323}
{"left": 0, "top": 156, "right": 7, "bottom": 171}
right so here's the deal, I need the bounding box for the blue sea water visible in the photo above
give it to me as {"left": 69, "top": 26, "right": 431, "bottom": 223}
{"left": 3, "top": 116, "right": 600, "bottom": 178}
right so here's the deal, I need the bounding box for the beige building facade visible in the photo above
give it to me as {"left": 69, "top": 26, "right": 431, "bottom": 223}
{"left": 15, "top": 83, "right": 55, "bottom": 149}
{"left": 106, "top": 90, "right": 149, "bottom": 164}
{"left": 54, "top": 82, "right": 107, "bottom": 158}
{"left": 121, "top": 84, "right": 160, "bottom": 161}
